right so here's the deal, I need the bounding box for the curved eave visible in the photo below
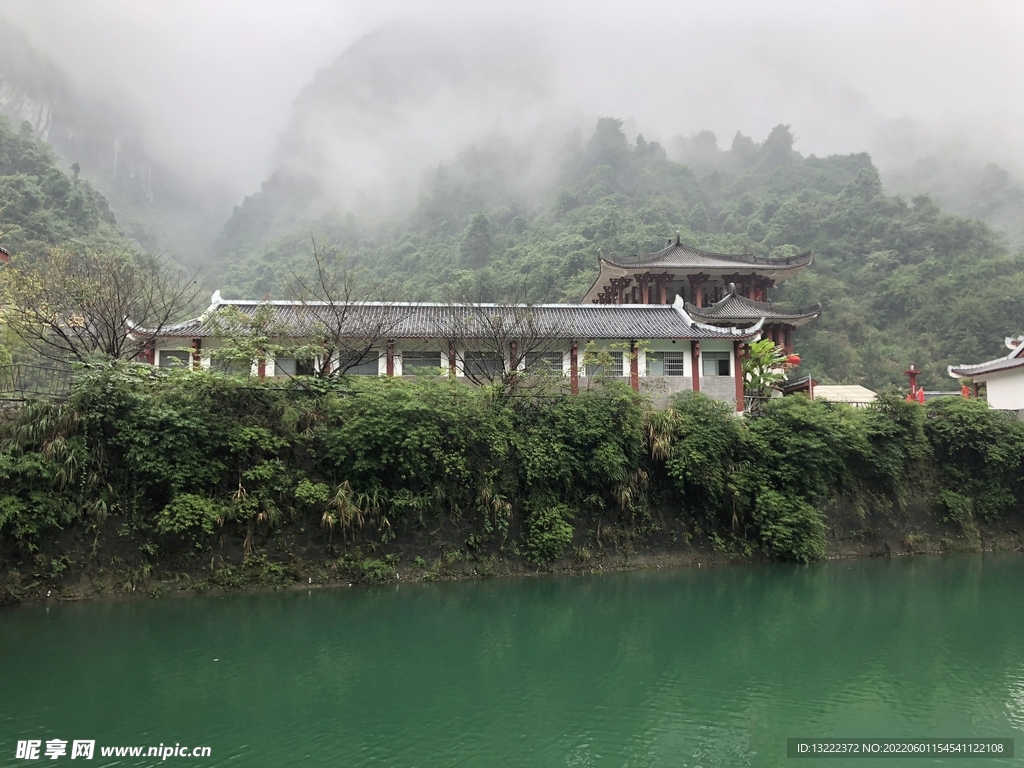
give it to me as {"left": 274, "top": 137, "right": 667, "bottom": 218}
{"left": 581, "top": 251, "right": 814, "bottom": 304}
{"left": 948, "top": 358, "right": 1024, "bottom": 379}
{"left": 612, "top": 245, "right": 814, "bottom": 271}
{"left": 683, "top": 300, "right": 821, "bottom": 328}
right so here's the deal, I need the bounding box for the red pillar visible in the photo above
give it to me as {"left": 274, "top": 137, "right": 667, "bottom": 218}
{"left": 191, "top": 338, "right": 202, "bottom": 371}
{"left": 257, "top": 357, "right": 266, "bottom": 379}
{"left": 689, "top": 275, "right": 705, "bottom": 307}
{"left": 640, "top": 273, "right": 650, "bottom": 304}
{"left": 509, "top": 340, "right": 518, "bottom": 374}
{"left": 448, "top": 341, "right": 457, "bottom": 377}
{"left": 142, "top": 341, "right": 155, "bottom": 366}
{"left": 734, "top": 340, "right": 745, "bottom": 412}
{"left": 386, "top": 341, "right": 395, "bottom": 376}
{"left": 690, "top": 341, "right": 701, "bottom": 393}
{"left": 570, "top": 341, "right": 579, "bottom": 394}
{"left": 630, "top": 340, "right": 639, "bottom": 392}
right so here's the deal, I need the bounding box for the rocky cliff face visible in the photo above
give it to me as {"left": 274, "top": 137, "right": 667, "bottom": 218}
{"left": 0, "top": 27, "right": 221, "bottom": 259}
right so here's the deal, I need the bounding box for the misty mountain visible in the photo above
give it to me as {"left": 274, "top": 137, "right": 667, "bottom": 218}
{"left": 213, "top": 24, "right": 557, "bottom": 260}
{"left": 209, "top": 118, "right": 1024, "bottom": 390}
{"left": 0, "top": 25, "right": 223, "bottom": 260}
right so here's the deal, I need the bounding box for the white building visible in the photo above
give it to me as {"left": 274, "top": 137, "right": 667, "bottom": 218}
{"left": 948, "top": 335, "right": 1024, "bottom": 417}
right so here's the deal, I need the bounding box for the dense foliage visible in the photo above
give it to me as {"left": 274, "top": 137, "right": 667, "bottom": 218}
{"left": 209, "top": 120, "right": 1024, "bottom": 389}
{"left": 2, "top": 369, "right": 1020, "bottom": 594}
{"left": 0, "top": 115, "right": 123, "bottom": 257}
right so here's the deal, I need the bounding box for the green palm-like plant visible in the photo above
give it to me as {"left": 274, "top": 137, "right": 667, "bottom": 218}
{"left": 743, "top": 339, "right": 787, "bottom": 397}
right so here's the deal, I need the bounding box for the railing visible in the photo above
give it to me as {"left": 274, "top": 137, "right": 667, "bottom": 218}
{"left": 743, "top": 394, "right": 772, "bottom": 416}
{"left": 0, "top": 364, "right": 74, "bottom": 400}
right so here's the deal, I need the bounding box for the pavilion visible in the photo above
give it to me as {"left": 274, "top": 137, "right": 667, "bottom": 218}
{"left": 579, "top": 233, "right": 819, "bottom": 353}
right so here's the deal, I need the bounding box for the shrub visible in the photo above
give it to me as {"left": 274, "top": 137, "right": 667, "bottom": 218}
{"left": 525, "top": 504, "right": 575, "bottom": 565}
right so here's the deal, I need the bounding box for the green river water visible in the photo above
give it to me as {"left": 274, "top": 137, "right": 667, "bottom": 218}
{"left": 2, "top": 554, "right": 1023, "bottom": 767}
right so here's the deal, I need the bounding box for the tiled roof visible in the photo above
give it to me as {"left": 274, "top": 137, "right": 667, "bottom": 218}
{"left": 148, "top": 296, "right": 764, "bottom": 342}
{"left": 606, "top": 241, "right": 814, "bottom": 272}
{"left": 948, "top": 340, "right": 1024, "bottom": 378}
{"left": 684, "top": 292, "right": 821, "bottom": 326}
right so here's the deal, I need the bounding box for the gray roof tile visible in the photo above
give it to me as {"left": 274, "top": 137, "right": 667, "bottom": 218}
{"left": 153, "top": 300, "right": 764, "bottom": 341}
{"left": 607, "top": 241, "right": 814, "bottom": 272}
{"left": 685, "top": 293, "right": 821, "bottom": 325}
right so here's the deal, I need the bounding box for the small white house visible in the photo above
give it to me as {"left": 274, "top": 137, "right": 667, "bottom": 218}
{"left": 948, "top": 335, "right": 1024, "bottom": 417}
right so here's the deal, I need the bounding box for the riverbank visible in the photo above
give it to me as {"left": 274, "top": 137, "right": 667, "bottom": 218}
{"left": 3, "top": 368, "right": 1023, "bottom": 605}
{"left": 3, "top": 501, "right": 1020, "bottom": 605}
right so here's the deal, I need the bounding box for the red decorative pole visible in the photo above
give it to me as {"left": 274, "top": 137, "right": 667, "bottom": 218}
{"left": 630, "top": 341, "right": 639, "bottom": 392}
{"left": 386, "top": 341, "right": 395, "bottom": 377}
{"left": 734, "top": 340, "right": 745, "bottom": 412}
{"left": 690, "top": 340, "right": 701, "bottom": 393}
{"left": 905, "top": 364, "right": 922, "bottom": 403}
{"left": 570, "top": 341, "right": 579, "bottom": 395}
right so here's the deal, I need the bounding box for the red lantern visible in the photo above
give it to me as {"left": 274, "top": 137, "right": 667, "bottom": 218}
{"left": 786, "top": 354, "right": 801, "bottom": 366}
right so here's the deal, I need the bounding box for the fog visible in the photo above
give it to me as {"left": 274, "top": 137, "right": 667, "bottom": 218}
{"left": 4, "top": 0, "right": 1023, "bottom": 214}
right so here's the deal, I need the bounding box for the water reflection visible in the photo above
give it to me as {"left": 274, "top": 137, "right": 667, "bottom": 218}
{"left": 1, "top": 554, "right": 1022, "bottom": 767}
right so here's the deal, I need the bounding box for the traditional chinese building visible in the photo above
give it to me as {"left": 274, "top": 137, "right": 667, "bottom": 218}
{"left": 138, "top": 236, "right": 821, "bottom": 412}
{"left": 580, "top": 234, "right": 819, "bottom": 353}
{"left": 948, "top": 335, "right": 1024, "bottom": 418}
{"left": 139, "top": 295, "right": 764, "bottom": 410}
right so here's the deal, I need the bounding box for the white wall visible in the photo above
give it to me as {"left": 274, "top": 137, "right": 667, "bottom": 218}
{"left": 982, "top": 368, "right": 1024, "bottom": 410}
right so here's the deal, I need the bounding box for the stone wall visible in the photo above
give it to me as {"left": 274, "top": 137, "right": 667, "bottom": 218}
{"left": 701, "top": 376, "right": 737, "bottom": 406}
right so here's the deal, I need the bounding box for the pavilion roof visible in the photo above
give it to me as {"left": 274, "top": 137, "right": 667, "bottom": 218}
{"left": 604, "top": 240, "right": 813, "bottom": 273}
{"left": 684, "top": 291, "right": 821, "bottom": 327}
{"left": 145, "top": 294, "right": 765, "bottom": 342}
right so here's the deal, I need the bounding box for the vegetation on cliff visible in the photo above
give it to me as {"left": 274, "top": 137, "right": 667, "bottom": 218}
{"left": 0, "top": 115, "right": 123, "bottom": 257}
{"left": 1, "top": 367, "right": 1020, "bottom": 600}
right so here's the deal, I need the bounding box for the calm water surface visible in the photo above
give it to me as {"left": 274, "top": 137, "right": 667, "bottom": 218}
{"left": 2, "top": 554, "right": 1023, "bottom": 767}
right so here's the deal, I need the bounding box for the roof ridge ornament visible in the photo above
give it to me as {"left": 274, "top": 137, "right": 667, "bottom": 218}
{"left": 675, "top": 231, "right": 680, "bottom": 245}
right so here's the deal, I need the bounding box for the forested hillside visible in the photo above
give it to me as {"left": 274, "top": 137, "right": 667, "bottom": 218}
{"left": 0, "top": 115, "right": 124, "bottom": 255}
{"left": 211, "top": 120, "right": 1024, "bottom": 389}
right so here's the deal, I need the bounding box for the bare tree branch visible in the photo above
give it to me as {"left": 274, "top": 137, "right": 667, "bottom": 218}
{"left": 0, "top": 245, "right": 201, "bottom": 364}
{"left": 285, "top": 238, "right": 406, "bottom": 376}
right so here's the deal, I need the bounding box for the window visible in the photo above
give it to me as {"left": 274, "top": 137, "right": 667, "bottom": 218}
{"left": 702, "top": 351, "right": 731, "bottom": 377}
{"left": 273, "top": 358, "right": 316, "bottom": 376}
{"left": 646, "top": 352, "right": 663, "bottom": 377}
{"left": 525, "top": 351, "right": 564, "bottom": 374}
{"left": 402, "top": 352, "right": 442, "bottom": 376}
{"left": 665, "top": 352, "right": 687, "bottom": 377}
{"left": 347, "top": 355, "right": 380, "bottom": 376}
{"left": 646, "top": 351, "right": 687, "bottom": 377}
{"left": 463, "top": 351, "right": 505, "bottom": 378}
{"left": 212, "top": 357, "right": 252, "bottom": 376}
{"left": 158, "top": 350, "right": 191, "bottom": 368}
{"left": 586, "top": 350, "right": 623, "bottom": 378}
